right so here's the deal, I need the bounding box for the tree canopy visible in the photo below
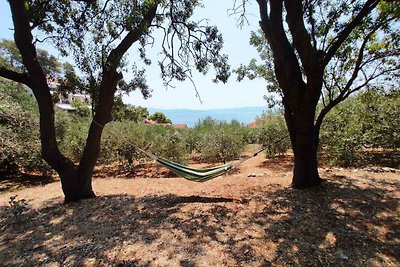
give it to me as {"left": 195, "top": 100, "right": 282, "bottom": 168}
{"left": 0, "top": 39, "right": 62, "bottom": 76}
{"left": 234, "top": 0, "right": 399, "bottom": 188}
{"left": 237, "top": 0, "right": 399, "bottom": 113}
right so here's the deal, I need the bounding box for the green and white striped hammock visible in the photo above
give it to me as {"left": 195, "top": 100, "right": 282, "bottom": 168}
{"left": 155, "top": 157, "right": 233, "bottom": 182}
{"left": 134, "top": 145, "right": 236, "bottom": 182}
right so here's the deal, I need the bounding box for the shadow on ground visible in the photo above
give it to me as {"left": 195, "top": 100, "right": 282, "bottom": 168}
{"left": 0, "top": 174, "right": 399, "bottom": 266}
{"left": 259, "top": 154, "right": 294, "bottom": 172}
{"left": 0, "top": 172, "right": 56, "bottom": 193}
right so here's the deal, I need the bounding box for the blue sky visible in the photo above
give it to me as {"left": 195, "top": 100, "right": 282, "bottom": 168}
{"left": 0, "top": 0, "right": 267, "bottom": 110}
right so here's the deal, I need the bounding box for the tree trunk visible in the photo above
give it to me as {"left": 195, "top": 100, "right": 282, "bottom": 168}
{"left": 60, "top": 168, "right": 96, "bottom": 203}
{"left": 60, "top": 72, "right": 119, "bottom": 202}
{"left": 289, "top": 113, "right": 323, "bottom": 188}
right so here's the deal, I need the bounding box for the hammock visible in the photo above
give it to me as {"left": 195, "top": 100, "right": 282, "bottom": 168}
{"left": 93, "top": 120, "right": 288, "bottom": 182}
{"left": 156, "top": 157, "right": 232, "bottom": 182}
{"left": 133, "top": 144, "right": 234, "bottom": 182}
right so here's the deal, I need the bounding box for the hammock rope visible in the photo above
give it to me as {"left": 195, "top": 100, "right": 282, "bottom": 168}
{"left": 92, "top": 120, "right": 289, "bottom": 182}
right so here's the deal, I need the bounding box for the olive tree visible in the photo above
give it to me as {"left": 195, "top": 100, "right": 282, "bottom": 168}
{"left": 235, "top": 0, "right": 399, "bottom": 188}
{"left": 0, "top": 0, "right": 229, "bottom": 201}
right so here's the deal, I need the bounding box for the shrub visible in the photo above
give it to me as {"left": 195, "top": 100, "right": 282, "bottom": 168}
{"left": 60, "top": 120, "right": 90, "bottom": 161}
{"left": 151, "top": 127, "right": 189, "bottom": 164}
{"left": 358, "top": 90, "right": 400, "bottom": 149}
{"left": 320, "top": 99, "right": 363, "bottom": 166}
{"left": 194, "top": 119, "right": 247, "bottom": 163}
{"left": 70, "top": 99, "right": 91, "bottom": 117}
{"left": 180, "top": 128, "right": 199, "bottom": 153}
{"left": 55, "top": 110, "right": 73, "bottom": 144}
{"left": 8, "top": 195, "right": 28, "bottom": 223}
{"left": 148, "top": 111, "right": 172, "bottom": 124}
{"left": 99, "top": 122, "right": 189, "bottom": 168}
{"left": 320, "top": 89, "right": 400, "bottom": 166}
{"left": 100, "top": 121, "right": 150, "bottom": 167}
{"left": 0, "top": 80, "right": 51, "bottom": 175}
{"left": 255, "top": 114, "right": 290, "bottom": 157}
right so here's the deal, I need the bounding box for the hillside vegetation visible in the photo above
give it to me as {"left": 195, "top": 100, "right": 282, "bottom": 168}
{"left": 1, "top": 80, "right": 399, "bottom": 178}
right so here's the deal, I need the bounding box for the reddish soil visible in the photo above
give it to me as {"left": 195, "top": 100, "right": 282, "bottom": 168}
{"left": 0, "top": 152, "right": 399, "bottom": 266}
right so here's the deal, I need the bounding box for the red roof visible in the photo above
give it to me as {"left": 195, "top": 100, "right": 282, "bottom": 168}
{"left": 172, "top": 124, "right": 188, "bottom": 129}
{"left": 247, "top": 121, "right": 257, "bottom": 128}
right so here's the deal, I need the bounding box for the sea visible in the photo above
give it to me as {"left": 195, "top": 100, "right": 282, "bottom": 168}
{"left": 148, "top": 106, "right": 268, "bottom": 128}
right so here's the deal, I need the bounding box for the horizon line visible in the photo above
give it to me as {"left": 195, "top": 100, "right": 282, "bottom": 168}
{"left": 131, "top": 105, "right": 269, "bottom": 111}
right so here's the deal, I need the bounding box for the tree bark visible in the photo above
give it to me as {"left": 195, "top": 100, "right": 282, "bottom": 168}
{"left": 255, "top": 0, "right": 382, "bottom": 189}
{"left": 291, "top": 122, "right": 322, "bottom": 188}
{"left": 284, "top": 101, "right": 323, "bottom": 188}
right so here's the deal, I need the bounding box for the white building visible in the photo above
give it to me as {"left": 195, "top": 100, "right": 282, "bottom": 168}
{"left": 47, "top": 77, "right": 91, "bottom": 113}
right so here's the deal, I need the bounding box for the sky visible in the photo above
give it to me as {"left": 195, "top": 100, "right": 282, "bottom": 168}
{"left": 0, "top": 0, "right": 268, "bottom": 110}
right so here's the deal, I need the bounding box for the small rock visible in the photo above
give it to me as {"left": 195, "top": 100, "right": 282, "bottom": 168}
{"left": 246, "top": 173, "right": 263, "bottom": 177}
{"left": 338, "top": 251, "right": 349, "bottom": 260}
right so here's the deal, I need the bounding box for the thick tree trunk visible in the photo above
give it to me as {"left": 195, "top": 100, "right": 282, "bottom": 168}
{"left": 61, "top": 73, "right": 119, "bottom": 202}
{"left": 60, "top": 168, "right": 96, "bottom": 202}
{"left": 286, "top": 107, "right": 323, "bottom": 189}
{"left": 291, "top": 126, "right": 322, "bottom": 188}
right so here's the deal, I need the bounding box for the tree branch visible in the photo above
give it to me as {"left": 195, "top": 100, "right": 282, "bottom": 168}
{"left": 316, "top": 17, "right": 395, "bottom": 131}
{"left": 0, "top": 67, "right": 30, "bottom": 86}
{"left": 106, "top": 2, "right": 158, "bottom": 70}
{"left": 322, "top": 0, "right": 380, "bottom": 66}
{"left": 305, "top": 0, "right": 318, "bottom": 48}
{"left": 8, "top": 0, "right": 74, "bottom": 173}
{"left": 285, "top": 0, "right": 318, "bottom": 76}
{"left": 257, "top": 0, "right": 306, "bottom": 112}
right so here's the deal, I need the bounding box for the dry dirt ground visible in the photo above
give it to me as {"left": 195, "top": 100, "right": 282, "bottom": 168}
{"left": 0, "top": 152, "right": 399, "bottom": 267}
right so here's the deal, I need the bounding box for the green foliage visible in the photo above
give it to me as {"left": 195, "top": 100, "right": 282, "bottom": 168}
{"left": 70, "top": 99, "right": 91, "bottom": 117}
{"left": 112, "top": 96, "right": 149, "bottom": 122}
{"left": 193, "top": 118, "right": 247, "bottom": 163}
{"left": 320, "top": 89, "right": 400, "bottom": 166}
{"left": 0, "top": 39, "right": 61, "bottom": 76}
{"left": 238, "top": 1, "right": 400, "bottom": 99}
{"left": 60, "top": 120, "right": 90, "bottom": 161}
{"left": 54, "top": 110, "right": 73, "bottom": 144}
{"left": 0, "top": 39, "right": 21, "bottom": 70}
{"left": 99, "top": 122, "right": 189, "bottom": 169}
{"left": 151, "top": 127, "right": 189, "bottom": 164}
{"left": 100, "top": 122, "right": 148, "bottom": 167}
{"left": 358, "top": 90, "right": 400, "bottom": 149}
{"left": 320, "top": 105, "right": 362, "bottom": 166}
{"left": 30, "top": 0, "right": 230, "bottom": 111}
{"left": 0, "top": 80, "right": 50, "bottom": 174}
{"left": 148, "top": 112, "right": 172, "bottom": 124}
{"left": 124, "top": 106, "right": 149, "bottom": 123}
{"left": 255, "top": 114, "right": 291, "bottom": 157}
{"left": 235, "top": 1, "right": 400, "bottom": 173}
{"left": 8, "top": 195, "right": 28, "bottom": 223}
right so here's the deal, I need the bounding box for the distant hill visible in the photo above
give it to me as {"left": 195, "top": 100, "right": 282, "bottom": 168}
{"left": 148, "top": 106, "right": 269, "bottom": 128}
